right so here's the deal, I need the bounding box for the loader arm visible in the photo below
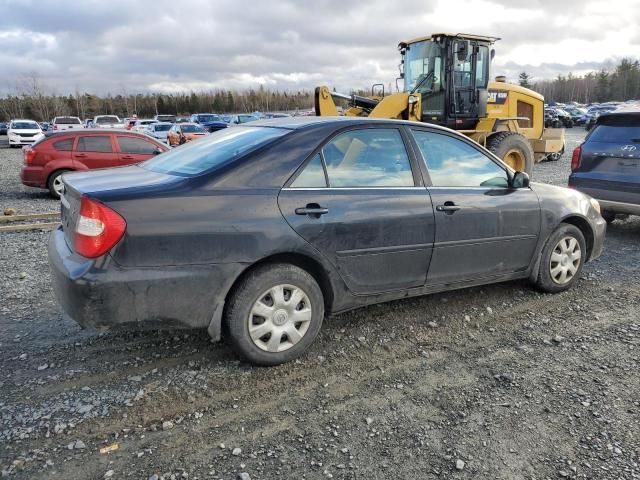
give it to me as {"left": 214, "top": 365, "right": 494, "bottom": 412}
{"left": 314, "top": 86, "right": 421, "bottom": 121}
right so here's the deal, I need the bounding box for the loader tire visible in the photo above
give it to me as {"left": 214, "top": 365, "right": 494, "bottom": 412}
{"left": 487, "top": 132, "right": 534, "bottom": 176}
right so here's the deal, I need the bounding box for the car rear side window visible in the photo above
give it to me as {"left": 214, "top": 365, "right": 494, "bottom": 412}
{"left": 53, "top": 138, "right": 74, "bottom": 151}
{"left": 321, "top": 129, "right": 414, "bottom": 187}
{"left": 411, "top": 130, "right": 508, "bottom": 188}
{"left": 142, "top": 126, "right": 289, "bottom": 177}
{"left": 589, "top": 117, "right": 640, "bottom": 143}
{"left": 117, "top": 136, "right": 158, "bottom": 154}
{"left": 290, "top": 154, "right": 327, "bottom": 188}
{"left": 77, "top": 136, "right": 113, "bottom": 153}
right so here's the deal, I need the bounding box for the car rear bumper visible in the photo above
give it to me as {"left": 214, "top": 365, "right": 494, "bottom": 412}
{"left": 597, "top": 199, "right": 640, "bottom": 215}
{"left": 20, "top": 166, "right": 46, "bottom": 188}
{"left": 48, "top": 227, "right": 244, "bottom": 334}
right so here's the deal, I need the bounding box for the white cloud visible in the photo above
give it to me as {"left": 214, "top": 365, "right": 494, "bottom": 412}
{"left": 0, "top": 0, "right": 638, "bottom": 94}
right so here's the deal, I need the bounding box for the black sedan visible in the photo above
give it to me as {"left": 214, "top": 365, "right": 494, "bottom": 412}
{"left": 49, "top": 117, "right": 606, "bottom": 365}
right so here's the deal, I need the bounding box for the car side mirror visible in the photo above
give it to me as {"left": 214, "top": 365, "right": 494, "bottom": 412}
{"left": 510, "top": 171, "right": 530, "bottom": 189}
{"left": 153, "top": 147, "right": 163, "bottom": 155}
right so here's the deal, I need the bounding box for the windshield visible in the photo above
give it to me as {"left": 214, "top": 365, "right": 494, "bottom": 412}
{"left": 154, "top": 124, "right": 172, "bottom": 131}
{"left": 142, "top": 126, "right": 289, "bottom": 177}
{"left": 11, "top": 122, "right": 39, "bottom": 130}
{"left": 182, "top": 124, "right": 206, "bottom": 133}
{"left": 403, "top": 40, "right": 444, "bottom": 93}
{"left": 55, "top": 117, "right": 81, "bottom": 124}
{"left": 157, "top": 115, "right": 176, "bottom": 122}
{"left": 197, "top": 115, "right": 221, "bottom": 122}
{"left": 96, "top": 116, "right": 120, "bottom": 124}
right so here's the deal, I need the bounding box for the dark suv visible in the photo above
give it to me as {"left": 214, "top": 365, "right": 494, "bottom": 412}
{"left": 569, "top": 110, "right": 640, "bottom": 223}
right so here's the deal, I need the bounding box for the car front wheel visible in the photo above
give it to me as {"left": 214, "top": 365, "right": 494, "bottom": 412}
{"left": 534, "top": 223, "right": 586, "bottom": 293}
{"left": 225, "top": 263, "right": 324, "bottom": 366}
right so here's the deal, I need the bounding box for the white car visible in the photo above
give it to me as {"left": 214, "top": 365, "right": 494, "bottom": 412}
{"left": 145, "top": 122, "right": 173, "bottom": 142}
{"left": 51, "top": 116, "right": 84, "bottom": 131}
{"left": 132, "top": 119, "right": 158, "bottom": 133}
{"left": 93, "top": 115, "right": 124, "bottom": 128}
{"left": 7, "top": 119, "right": 42, "bottom": 147}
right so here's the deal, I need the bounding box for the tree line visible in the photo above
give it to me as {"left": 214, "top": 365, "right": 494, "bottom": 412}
{"left": 0, "top": 77, "right": 315, "bottom": 122}
{"left": 518, "top": 58, "right": 640, "bottom": 104}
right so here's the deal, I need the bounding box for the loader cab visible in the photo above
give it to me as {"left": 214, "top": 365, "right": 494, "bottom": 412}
{"left": 400, "top": 34, "right": 498, "bottom": 130}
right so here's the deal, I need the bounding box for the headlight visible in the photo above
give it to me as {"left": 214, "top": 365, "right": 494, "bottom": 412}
{"left": 590, "top": 198, "right": 601, "bottom": 214}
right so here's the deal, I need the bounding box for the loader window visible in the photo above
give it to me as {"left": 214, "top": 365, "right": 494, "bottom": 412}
{"left": 404, "top": 40, "right": 444, "bottom": 93}
{"left": 475, "top": 46, "right": 489, "bottom": 88}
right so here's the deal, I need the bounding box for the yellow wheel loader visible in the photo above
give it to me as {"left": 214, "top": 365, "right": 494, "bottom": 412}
{"left": 314, "top": 33, "right": 565, "bottom": 175}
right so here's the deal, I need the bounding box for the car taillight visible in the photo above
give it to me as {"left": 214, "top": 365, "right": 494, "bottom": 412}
{"left": 571, "top": 145, "right": 582, "bottom": 171}
{"left": 24, "top": 147, "right": 36, "bottom": 165}
{"left": 74, "top": 196, "right": 126, "bottom": 258}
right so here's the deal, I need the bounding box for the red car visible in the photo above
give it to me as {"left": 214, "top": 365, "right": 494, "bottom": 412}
{"left": 20, "top": 130, "right": 168, "bottom": 198}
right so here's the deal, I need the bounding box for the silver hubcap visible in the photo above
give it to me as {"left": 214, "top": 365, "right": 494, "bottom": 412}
{"left": 248, "top": 284, "right": 312, "bottom": 353}
{"left": 53, "top": 176, "right": 64, "bottom": 196}
{"left": 550, "top": 236, "right": 581, "bottom": 285}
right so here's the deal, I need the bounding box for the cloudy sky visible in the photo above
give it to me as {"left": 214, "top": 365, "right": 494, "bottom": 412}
{"left": 1, "top": 0, "right": 639, "bottom": 95}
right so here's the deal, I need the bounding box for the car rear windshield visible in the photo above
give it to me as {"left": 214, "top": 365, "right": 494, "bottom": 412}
{"left": 142, "top": 126, "right": 289, "bottom": 177}
{"left": 157, "top": 115, "right": 176, "bottom": 122}
{"left": 54, "top": 117, "right": 82, "bottom": 125}
{"left": 96, "top": 116, "right": 120, "bottom": 124}
{"left": 154, "top": 124, "right": 172, "bottom": 131}
{"left": 182, "top": 125, "right": 206, "bottom": 133}
{"left": 589, "top": 116, "right": 640, "bottom": 143}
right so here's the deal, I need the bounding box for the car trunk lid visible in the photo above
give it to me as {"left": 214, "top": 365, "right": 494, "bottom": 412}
{"left": 59, "top": 165, "right": 181, "bottom": 251}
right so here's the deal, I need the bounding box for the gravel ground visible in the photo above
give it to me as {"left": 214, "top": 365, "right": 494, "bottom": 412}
{"left": 1, "top": 130, "right": 639, "bottom": 479}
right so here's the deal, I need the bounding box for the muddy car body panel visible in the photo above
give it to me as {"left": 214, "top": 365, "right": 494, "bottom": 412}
{"left": 49, "top": 117, "right": 606, "bottom": 344}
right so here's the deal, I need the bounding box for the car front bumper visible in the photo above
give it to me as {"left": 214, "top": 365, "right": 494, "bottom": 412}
{"left": 590, "top": 214, "right": 606, "bottom": 261}
{"left": 48, "top": 227, "right": 244, "bottom": 335}
{"left": 9, "top": 137, "right": 36, "bottom": 145}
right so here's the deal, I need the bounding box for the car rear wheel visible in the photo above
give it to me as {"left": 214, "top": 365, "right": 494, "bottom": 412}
{"left": 225, "top": 263, "right": 324, "bottom": 366}
{"left": 47, "top": 170, "right": 70, "bottom": 199}
{"left": 534, "top": 223, "right": 586, "bottom": 293}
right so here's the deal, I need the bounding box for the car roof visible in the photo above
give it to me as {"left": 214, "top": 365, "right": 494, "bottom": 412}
{"left": 40, "top": 129, "right": 161, "bottom": 139}
{"left": 247, "top": 115, "right": 458, "bottom": 134}
{"left": 10, "top": 119, "right": 39, "bottom": 123}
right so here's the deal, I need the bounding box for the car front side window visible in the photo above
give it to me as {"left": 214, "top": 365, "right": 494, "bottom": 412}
{"left": 320, "top": 128, "right": 414, "bottom": 188}
{"left": 411, "top": 130, "right": 508, "bottom": 188}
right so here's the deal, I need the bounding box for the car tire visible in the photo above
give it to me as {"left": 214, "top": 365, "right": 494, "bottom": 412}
{"left": 487, "top": 132, "right": 534, "bottom": 176}
{"left": 47, "top": 170, "right": 70, "bottom": 199}
{"left": 601, "top": 210, "right": 616, "bottom": 224}
{"left": 534, "top": 223, "right": 586, "bottom": 294}
{"left": 225, "top": 263, "right": 324, "bottom": 366}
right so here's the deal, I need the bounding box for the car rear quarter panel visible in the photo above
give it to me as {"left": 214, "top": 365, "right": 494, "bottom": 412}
{"left": 107, "top": 187, "right": 313, "bottom": 268}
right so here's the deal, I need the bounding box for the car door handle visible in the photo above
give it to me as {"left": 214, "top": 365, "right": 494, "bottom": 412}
{"left": 295, "top": 205, "right": 329, "bottom": 217}
{"left": 73, "top": 153, "right": 87, "bottom": 158}
{"left": 436, "top": 203, "right": 461, "bottom": 213}
{"left": 121, "top": 155, "right": 134, "bottom": 159}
